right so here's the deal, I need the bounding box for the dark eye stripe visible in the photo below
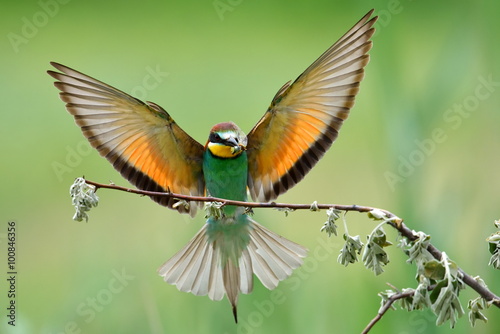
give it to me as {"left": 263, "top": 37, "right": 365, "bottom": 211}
{"left": 209, "top": 132, "right": 222, "bottom": 143}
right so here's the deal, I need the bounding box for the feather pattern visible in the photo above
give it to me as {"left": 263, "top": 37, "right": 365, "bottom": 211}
{"left": 247, "top": 10, "right": 377, "bottom": 201}
{"left": 248, "top": 218, "right": 307, "bottom": 289}
{"left": 157, "top": 218, "right": 307, "bottom": 321}
{"left": 158, "top": 225, "right": 226, "bottom": 301}
{"left": 48, "top": 62, "right": 205, "bottom": 215}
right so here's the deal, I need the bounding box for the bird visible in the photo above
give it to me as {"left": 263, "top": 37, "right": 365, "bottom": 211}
{"left": 48, "top": 9, "right": 377, "bottom": 323}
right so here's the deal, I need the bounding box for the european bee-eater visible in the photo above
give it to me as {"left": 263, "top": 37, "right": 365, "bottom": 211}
{"left": 48, "top": 10, "right": 377, "bottom": 322}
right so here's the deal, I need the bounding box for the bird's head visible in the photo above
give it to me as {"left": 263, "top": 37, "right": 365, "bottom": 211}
{"left": 206, "top": 122, "right": 248, "bottom": 158}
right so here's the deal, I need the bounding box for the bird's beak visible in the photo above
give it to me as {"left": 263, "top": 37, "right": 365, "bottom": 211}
{"left": 226, "top": 137, "right": 246, "bottom": 155}
{"left": 226, "top": 137, "right": 239, "bottom": 147}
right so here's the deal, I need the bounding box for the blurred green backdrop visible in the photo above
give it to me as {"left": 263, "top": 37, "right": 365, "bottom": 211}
{"left": 1, "top": 0, "right": 499, "bottom": 333}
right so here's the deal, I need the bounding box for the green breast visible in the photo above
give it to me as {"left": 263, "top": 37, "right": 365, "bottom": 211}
{"left": 203, "top": 150, "right": 248, "bottom": 216}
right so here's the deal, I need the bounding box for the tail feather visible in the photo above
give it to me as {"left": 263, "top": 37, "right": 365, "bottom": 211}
{"left": 158, "top": 226, "right": 206, "bottom": 285}
{"left": 176, "top": 236, "right": 209, "bottom": 292}
{"left": 239, "top": 248, "right": 253, "bottom": 294}
{"left": 207, "top": 247, "right": 224, "bottom": 301}
{"left": 158, "top": 218, "right": 307, "bottom": 320}
{"left": 250, "top": 227, "right": 296, "bottom": 280}
{"left": 247, "top": 240, "right": 280, "bottom": 289}
{"left": 223, "top": 260, "right": 240, "bottom": 323}
{"left": 248, "top": 219, "right": 307, "bottom": 289}
{"left": 252, "top": 221, "right": 307, "bottom": 267}
{"left": 158, "top": 225, "right": 225, "bottom": 301}
{"left": 190, "top": 240, "right": 214, "bottom": 296}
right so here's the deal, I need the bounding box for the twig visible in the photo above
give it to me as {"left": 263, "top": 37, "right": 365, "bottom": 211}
{"left": 84, "top": 179, "right": 393, "bottom": 216}
{"left": 82, "top": 178, "right": 500, "bottom": 311}
{"left": 361, "top": 289, "right": 416, "bottom": 334}
{"left": 397, "top": 224, "right": 500, "bottom": 309}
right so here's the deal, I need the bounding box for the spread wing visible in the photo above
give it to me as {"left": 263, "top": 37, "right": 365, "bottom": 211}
{"left": 48, "top": 62, "right": 205, "bottom": 216}
{"left": 246, "top": 10, "right": 377, "bottom": 201}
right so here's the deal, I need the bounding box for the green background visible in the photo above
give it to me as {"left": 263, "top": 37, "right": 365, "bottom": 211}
{"left": 1, "top": 0, "right": 499, "bottom": 333}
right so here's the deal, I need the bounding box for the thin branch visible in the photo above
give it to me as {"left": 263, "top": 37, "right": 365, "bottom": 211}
{"left": 83, "top": 178, "right": 500, "bottom": 310}
{"left": 85, "top": 179, "right": 393, "bottom": 217}
{"left": 361, "top": 290, "right": 415, "bottom": 334}
{"left": 397, "top": 224, "right": 500, "bottom": 309}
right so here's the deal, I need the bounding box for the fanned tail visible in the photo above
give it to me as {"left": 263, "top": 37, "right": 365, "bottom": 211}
{"left": 157, "top": 225, "right": 225, "bottom": 302}
{"left": 247, "top": 217, "right": 308, "bottom": 290}
{"left": 157, "top": 218, "right": 307, "bottom": 322}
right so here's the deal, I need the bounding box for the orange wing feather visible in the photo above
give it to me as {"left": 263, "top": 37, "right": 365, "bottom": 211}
{"left": 48, "top": 62, "right": 205, "bottom": 215}
{"left": 247, "top": 10, "right": 377, "bottom": 201}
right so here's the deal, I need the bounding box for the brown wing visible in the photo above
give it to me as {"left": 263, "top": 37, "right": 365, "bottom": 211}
{"left": 48, "top": 62, "right": 205, "bottom": 215}
{"left": 246, "top": 10, "right": 377, "bottom": 201}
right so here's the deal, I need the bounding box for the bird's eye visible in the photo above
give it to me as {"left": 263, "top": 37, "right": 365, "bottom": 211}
{"left": 210, "top": 133, "right": 221, "bottom": 143}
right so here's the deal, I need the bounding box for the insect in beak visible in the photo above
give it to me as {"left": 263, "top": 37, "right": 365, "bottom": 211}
{"left": 230, "top": 144, "right": 246, "bottom": 155}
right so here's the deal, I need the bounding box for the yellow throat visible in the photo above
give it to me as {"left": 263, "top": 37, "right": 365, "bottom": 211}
{"left": 207, "top": 142, "right": 244, "bottom": 158}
